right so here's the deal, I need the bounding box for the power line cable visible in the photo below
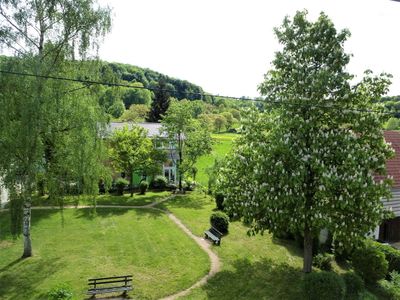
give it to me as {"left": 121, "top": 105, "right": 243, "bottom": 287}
{"left": 0, "top": 69, "right": 398, "bottom": 116}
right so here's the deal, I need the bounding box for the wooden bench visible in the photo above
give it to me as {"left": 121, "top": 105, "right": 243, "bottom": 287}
{"left": 87, "top": 275, "right": 133, "bottom": 298}
{"left": 204, "top": 226, "right": 222, "bottom": 245}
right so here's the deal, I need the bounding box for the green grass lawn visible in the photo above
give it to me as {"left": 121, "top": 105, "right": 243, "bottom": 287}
{"left": 159, "top": 192, "right": 384, "bottom": 300}
{"left": 30, "top": 191, "right": 171, "bottom": 207}
{"left": 0, "top": 207, "right": 209, "bottom": 300}
{"left": 195, "top": 133, "right": 238, "bottom": 186}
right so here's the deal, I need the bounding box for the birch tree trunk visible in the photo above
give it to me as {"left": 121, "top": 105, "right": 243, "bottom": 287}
{"left": 22, "top": 200, "right": 32, "bottom": 258}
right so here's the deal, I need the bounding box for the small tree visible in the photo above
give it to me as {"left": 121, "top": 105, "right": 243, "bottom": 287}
{"left": 218, "top": 11, "right": 393, "bottom": 273}
{"left": 147, "top": 80, "right": 171, "bottom": 122}
{"left": 162, "top": 100, "right": 212, "bottom": 191}
{"left": 214, "top": 115, "right": 226, "bottom": 132}
{"left": 108, "top": 126, "right": 165, "bottom": 196}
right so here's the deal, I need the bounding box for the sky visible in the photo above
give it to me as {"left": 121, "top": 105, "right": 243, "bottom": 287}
{"left": 98, "top": 0, "right": 400, "bottom": 98}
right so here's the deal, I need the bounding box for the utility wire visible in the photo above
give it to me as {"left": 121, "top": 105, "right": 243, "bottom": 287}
{"left": 0, "top": 69, "right": 398, "bottom": 116}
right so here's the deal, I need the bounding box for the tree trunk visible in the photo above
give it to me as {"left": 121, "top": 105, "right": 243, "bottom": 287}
{"left": 303, "top": 226, "right": 313, "bottom": 273}
{"left": 178, "top": 146, "right": 183, "bottom": 192}
{"left": 130, "top": 175, "right": 134, "bottom": 197}
{"left": 22, "top": 200, "right": 32, "bottom": 258}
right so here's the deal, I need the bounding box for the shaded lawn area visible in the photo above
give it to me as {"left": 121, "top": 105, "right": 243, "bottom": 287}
{"left": 159, "top": 192, "right": 385, "bottom": 300}
{"left": 0, "top": 207, "right": 209, "bottom": 300}
{"left": 30, "top": 191, "right": 171, "bottom": 207}
{"left": 158, "top": 192, "right": 305, "bottom": 299}
{"left": 195, "top": 133, "right": 237, "bottom": 186}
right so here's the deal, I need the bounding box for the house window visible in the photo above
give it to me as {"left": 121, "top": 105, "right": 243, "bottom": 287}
{"left": 163, "top": 166, "right": 176, "bottom": 183}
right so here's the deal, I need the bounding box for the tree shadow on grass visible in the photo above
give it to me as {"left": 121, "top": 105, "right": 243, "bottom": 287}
{"left": 0, "top": 209, "right": 61, "bottom": 241}
{"left": 271, "top": 236, "right": 304, "bottom": 260}
{"left": 202, "top": 258, "right": 304, "bottom": 300}
{"left": 73, "top": 207, "right": 130, "bottom": 220}
{"left": 73, "top": 207, "right": 165, "bottom": 221}
{"left": 0, "top": 257, "right": 64, "bottom": 300}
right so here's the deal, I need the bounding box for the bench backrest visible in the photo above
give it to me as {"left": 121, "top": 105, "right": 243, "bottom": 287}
{"left": 210, "top": 227, "right": 222, "bottom": 238}
{"left": 88, "top": 275, "right": 132, "bottom": 288}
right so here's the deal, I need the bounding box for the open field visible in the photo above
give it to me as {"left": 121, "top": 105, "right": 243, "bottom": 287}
{"left": 0, "top": 207, "right": 209, "bottom": 300}
{"left": 195, "top": 133, "right": 238, "bottom": 186}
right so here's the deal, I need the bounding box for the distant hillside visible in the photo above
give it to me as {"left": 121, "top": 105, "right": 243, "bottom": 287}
{"left": 103, "top": 61, "right": 212, "bottom": 102}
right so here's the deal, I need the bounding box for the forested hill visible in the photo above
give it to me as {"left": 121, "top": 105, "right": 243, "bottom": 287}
{"left": 103, "top": 61, "right": 211, "bottom": 102}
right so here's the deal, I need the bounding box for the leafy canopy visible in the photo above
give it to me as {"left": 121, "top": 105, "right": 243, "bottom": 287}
{"left": 218, "top": 11, "right": 393, "bottom": 266}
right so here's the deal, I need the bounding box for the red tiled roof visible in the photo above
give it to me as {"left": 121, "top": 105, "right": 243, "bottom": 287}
{"left": 375, "top": 131, "right": 400, "bottom": 188}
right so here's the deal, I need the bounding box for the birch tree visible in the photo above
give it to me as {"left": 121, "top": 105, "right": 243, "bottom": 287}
{"left": 0, "top": 0, "right": 111, "bottom": 258}
{"left": 217, "top": 11, "right": 394, "bottom": 273}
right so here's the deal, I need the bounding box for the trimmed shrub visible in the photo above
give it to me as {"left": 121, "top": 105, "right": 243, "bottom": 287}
{"left": 215, "top": 192, "right": 224, "bottom": 210}
{"left": 304, "top": 271, "right": 346, "bottom": 300}
{"left": 373, "top": 242, "right": 400, "bottom": 275}
{"left": 151, "top": 175, "right": 168, "bottom": 190}
{"left": 139, "top": 181, "right": 149, "bottom": 195}
{"left": 210, "top": 211, "right": 229, "bottom": 234}
{"left": 115, "top": 178, "right": 129, "bottom": 196}
{"left": 342, "top": 272, "right": 364, "bottom": 299}
{"left": 313, "top": 253, "right": 334, "bottom": 271}
{"left": 352, "top": 242, "right": 388, "bottom": 284}
{"left": 380, "top": 271, "right": 400, "bottom": 300}
{"left": 48, "top": 283, "right": 73, "bottom": 300}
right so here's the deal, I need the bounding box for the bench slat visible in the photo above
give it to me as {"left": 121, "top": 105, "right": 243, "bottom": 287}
{"left": 88, "top": 275, "right": 132, "bottom": 281}
{"left": 88, "top": 278, "right": 132, "bottom": 285}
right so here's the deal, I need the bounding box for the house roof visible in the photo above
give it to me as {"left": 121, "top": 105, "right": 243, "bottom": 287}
{"left": 376, "top": 130, "right": 400, "bottom": 188}
{"left": 107, "top": 122, "right": 165, "bottom": 137}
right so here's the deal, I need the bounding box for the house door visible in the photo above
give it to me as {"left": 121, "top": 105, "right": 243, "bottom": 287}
{"left": 379, "top": 217, "right": 400, "bottom": 243}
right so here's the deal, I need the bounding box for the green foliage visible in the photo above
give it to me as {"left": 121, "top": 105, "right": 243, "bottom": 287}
{"left": 304, "top": 271, "right": 346, "bottom": 300}
{"left": 210, "top": 211, "right": 229, "bottom": 233}
{"left": 380, "top": 271, "right": 400, "bottom": 300}
{"left": 218, "top": 10, "right": 393, "bottom": 273}
{"left": 213, "top": 115, "right": 226, "bottom": 132}
{"left": 385, "top": 118, "right": 400, "bottom": 130}
{"left": 108, "top": 125, "right": 166, "bottom": 195}
{"left": 47, "top": 283, "right": 73, "bottom": 300}
{"left": 372, "top": 241, "right": 400, "bottom": 275}
{"left": 312, "top": 253, "right": 334, "bottom": 271}
{"left": 342, "top": 272, "right": 364, "bottom": 299}
{"left": 115, "top": 178, "right": 129, "bottom": 195}
{"left": 139, "top": 180, "right": 149, "bottom": 195}
{"left": 215, "top": 192, "right": 225, "bottom": 210}
{"left": 152, "top": 175, "right": 168, "bottom": 190}
{"left": 107, "top": 100, "right": 125, "bottom": 118}
{"left": 162, "top": 99, "right": 212, "bottom": 190}
{"left": 121, "top": 104, "right": 150, "bottom": 122}
{"left": 0, "top": 0, "right": 112, "bottom": 256}
{"left": 122, "top": 82, "right": 152, "bottom": 107}
{"left": 352, "top": 242, "right": 388, "bottom": 284}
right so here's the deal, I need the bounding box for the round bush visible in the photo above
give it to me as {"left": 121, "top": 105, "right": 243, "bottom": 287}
{"left": 313, "top": 253, "right": 334, "bottom": 271}
{"left": 151, "top": 175, "right": 168, "bottom": 190}
{"left": 342, "top": 272, "right": 364, "bottom": 298}
{"left": 352, "top": 242, "right": 388, "bottom": 284}
{"left": 115, "top": 178, "right": 129, "bottom": 196}
{"left": 210, "top": 211, "right": 229, "bottom": 234}
{"left": 214, "top": 192, "right": 224, "bottom": 210}
{"left": 304, "top": 271, "right": 346, "bottom": 300}
{"left": 139, "top": 180, "right": 149, "bottom": 195}
{"left": 373, "top": 241, "right": 400, "bottom": 275}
